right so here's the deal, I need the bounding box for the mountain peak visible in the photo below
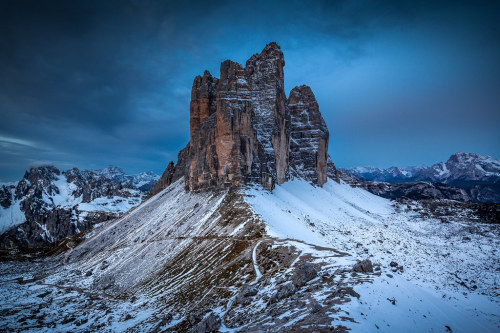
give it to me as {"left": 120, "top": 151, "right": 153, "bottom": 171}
{"left": 343, "top": 152, "right": 500, "bottom": 202}
{"left": 152, "top": 43, "right": 333, "bottom": 194}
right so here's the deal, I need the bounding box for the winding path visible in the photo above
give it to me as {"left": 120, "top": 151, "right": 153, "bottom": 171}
{"left": 251, "top": 240, "right": 263, "bottom": 284}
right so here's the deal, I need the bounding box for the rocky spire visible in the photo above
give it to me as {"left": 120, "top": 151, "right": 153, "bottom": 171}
{"left": 185, "top": 42, "right": 290, "bottom": 191}
{"left": 151, "top": 42, "right": 335, "bottom": 194}
{"left": 288, "top": 85, "right": 329, "bottom": 186}
{"left": 190, "top": 70, "right": 218, "bottom": 139}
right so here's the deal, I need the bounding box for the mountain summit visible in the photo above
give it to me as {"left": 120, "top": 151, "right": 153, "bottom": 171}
{"left": 150, "top": 42, "right": 332, "bottom": 195}
{"left": 344, "top": 152, "right": 500, "bottom": 202}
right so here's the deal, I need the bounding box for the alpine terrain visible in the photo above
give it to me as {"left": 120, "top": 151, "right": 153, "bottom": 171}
{"left": 344, "top": 153, "right": 500, "bottom": 203}
{"left": 0, "top": 43, "right": 498, "bottom": 332}
{"left": 0, "top": 166, "right": 159, "bottom": 249}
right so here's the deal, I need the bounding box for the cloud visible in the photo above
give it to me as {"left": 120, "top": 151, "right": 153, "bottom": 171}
{"left": 0, "top": 135, "right": 39, "bottom": 148}
{"left": 0, "top": 0, "right": 498, "bottom": 180}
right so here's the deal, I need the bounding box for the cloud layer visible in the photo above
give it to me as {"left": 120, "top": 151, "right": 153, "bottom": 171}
{"left": 1, "top": 0, "right": 499, "bottom": 181}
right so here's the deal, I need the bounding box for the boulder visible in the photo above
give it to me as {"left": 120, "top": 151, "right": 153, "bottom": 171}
{"left": 269, "top": 282, "right": 296, "bottom": 303}
{"left": 292, "top": 262, "right": 317, "bottom": 287}
{"left": 353, "top": 259, "right": 373, "bottom": 273}
{"left": 191, "top": 312, "right": 221, "bottom": 333}
{"left": 234, "top": 284, "right": 258, "bottom": 306}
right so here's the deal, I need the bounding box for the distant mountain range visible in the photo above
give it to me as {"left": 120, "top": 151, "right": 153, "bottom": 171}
{"left": 0, "top": 165, "right": 158, "bottom": 247}
{"left": 92, "top": 165, "right": 159, "bottom": 192}
{"left": 343, "top": 152, "right": 500, "bottom": 203}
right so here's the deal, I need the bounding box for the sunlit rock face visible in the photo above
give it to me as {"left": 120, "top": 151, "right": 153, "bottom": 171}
{"left": 154, "top": 42, "right": 334, "bottom": 193}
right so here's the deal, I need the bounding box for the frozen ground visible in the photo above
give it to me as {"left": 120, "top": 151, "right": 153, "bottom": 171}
{"left": 246, "top": 179, "right": 500, "bottom": 332}
{"left": 0, "top": 178, "right": 498, "bottom": 332}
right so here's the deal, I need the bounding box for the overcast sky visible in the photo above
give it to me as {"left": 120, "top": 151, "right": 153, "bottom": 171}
{"left": 1, "top": 0, "right": 499, "bottom": 181}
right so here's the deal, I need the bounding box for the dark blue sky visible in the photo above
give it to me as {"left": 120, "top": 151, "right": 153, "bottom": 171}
{"left": 1, "top": 0, "right": 499, "bottom": 181}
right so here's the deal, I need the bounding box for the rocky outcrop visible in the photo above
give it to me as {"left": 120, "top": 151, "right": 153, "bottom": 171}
{"left": 0, "top": 208, "right": 116, "bottom": 248}
{"left": 361, "top": 181, "right": 472, "bottom": 202}
{"left": 353, "top": 259, "right": 374, "bottom": 273}
{"left": 0, "top": 185, "right": 13, "bottom": 209}
{"left": 191, "top": 313, "right": 221, "bottom": 333}
{"left": 153, "top": 42, "right": 336, "bottom": 194}
{"left": 186, "top": 42, "right": 290, "bottom": 191}
{"left": 292, "top": 262, "right": 317, "bottom": 287}
{"left": 148, "top": 162, "right": 175, "bottom": 197}
{"left": 0, "top": 165, "right": 147, "bottom": 248}
{"left": 269, "top": 282, "right": 296, "bottom": 303}
{"left": 289, "top": 85, "right": 329, "bottom": 186}
{"left": 148, "top": 144, "right": 190, "bottom": 197}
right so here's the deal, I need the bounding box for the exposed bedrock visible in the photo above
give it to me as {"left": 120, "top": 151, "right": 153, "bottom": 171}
{"left": 152, "top": 42, "right": 336, "bottom": 194}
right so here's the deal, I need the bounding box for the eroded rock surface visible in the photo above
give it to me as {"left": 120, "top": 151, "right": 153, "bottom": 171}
{"left": 289, "top": 85, "right": 329, "bottom": 186}
{"left": 153, "top": 42, "right": 336, "bottom": 194}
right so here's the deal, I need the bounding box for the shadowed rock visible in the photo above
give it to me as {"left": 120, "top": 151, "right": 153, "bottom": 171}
{"left": 292, "top": 262, "right": 317, "bottom": 287}
{"left": 289, "top": 85, "right": 329, "bottom": 186}
{"left": 191, "top": 312, "right": 221, "bottom": 333}
{"left": 353, "top": 259, "right": 373, "bottom": 273}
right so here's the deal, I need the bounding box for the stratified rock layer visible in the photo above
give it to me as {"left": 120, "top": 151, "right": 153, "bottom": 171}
{"left": 186, "top": 42, "right": 290, "bottom": 191}
{"left": 288, "top": 85, "right": 329, "bottom": 186}
{"left": 153, "top": 42, "right": 336, "bottom": 193}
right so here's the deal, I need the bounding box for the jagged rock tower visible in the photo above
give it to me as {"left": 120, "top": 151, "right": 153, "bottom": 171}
{"left": 150, "top": 42, "right": 334, "bottom": 195}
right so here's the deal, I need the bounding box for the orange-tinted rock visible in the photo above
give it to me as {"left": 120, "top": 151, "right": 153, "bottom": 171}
{"left": 190, "top": 71, "right": 218, "bottom": 139}
{"left": 154, "top": 42, "right": 335, "bottom": 193}
{"left": 186, "top": 42, "right": 290, "bottom": 191}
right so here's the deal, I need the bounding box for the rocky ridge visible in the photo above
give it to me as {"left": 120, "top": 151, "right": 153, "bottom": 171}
{"left": 150, "top": 42, "right": 335, "bottom": 196}
{"left": 0, "top": 165, "right": 158, "bottom": 248}
{"left": 343, "top": 153, "right": 500, "bottom": 203}
{"left": 345, "top": 153, "right": 500, "bottom": 184}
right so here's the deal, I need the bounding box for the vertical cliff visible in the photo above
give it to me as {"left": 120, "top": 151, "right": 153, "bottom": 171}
{"left": 288, "top": 85, "right": 329, "bottom": 186}
{"left": 152, "top": 42, "right": 336, "bottom": 194}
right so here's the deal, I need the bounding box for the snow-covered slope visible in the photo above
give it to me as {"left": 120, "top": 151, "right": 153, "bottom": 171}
{"left": 0, "top": 178, "right": 498, "bottom": 332}
{"left": 246, "top": 180, "right": 499, "bottom": 332}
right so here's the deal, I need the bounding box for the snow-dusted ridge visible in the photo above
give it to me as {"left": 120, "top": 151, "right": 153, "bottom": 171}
{"left": 345, "top": 152, "right": 500, "bottom": 184}
{"left": 0, "top": 165, "right": 159, "bottom": 244}
{"left": 0, "top": 177, "right": 498, "bottom": 332}
{"left": 245, "top": 179, "right": 499, "bottom": 332}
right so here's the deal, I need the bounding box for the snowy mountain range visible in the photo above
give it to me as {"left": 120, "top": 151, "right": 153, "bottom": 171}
{"left": 0, "top": 43, "right": 498, "bottom": 333}
{"left": 0, "top": 165, "right": 158, "bottom": 247}
{"left": 343, "top": 152, "right": 500, "bottom": 203}
{"left": 345, "top": 152, "right": 500, "bottom": 183}
{"left": 92, "top": 165, "right": 159, "bottom": 192}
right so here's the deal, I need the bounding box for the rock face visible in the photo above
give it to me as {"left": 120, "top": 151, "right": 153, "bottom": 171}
{"left": 186, "top": 42, "right": 290, "bottom": 191}
{"left": 153, "top": 42, "right": 336, "bottom": 194}
{"left": 0, "top": 165, "right": 149, "bottom": 248}
{"left": 289, "top": 85, "right": 329, "bottom": 186}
